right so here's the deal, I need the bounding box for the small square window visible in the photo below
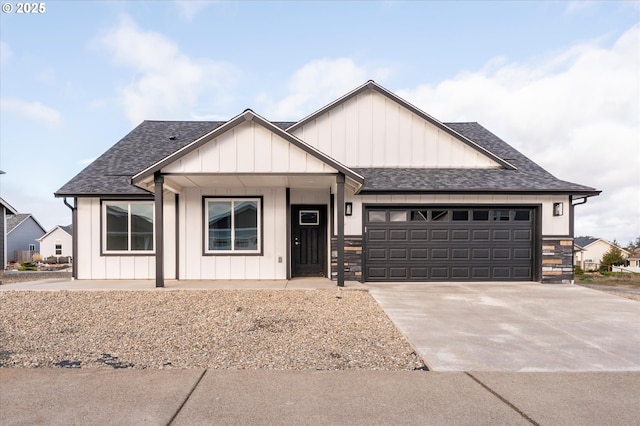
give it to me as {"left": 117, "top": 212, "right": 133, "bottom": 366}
{"left": 452, "top": 211, "right": 469, "bottom": 221}
{"left": 368, "top": 211, "right": 386, "bottom": 222}
{"left": 493, "top": 210, "right": 510, "bottom": 221}
{"left": 390, "top": 211, "right": 408, "bottom": 222}
{"left": 299, "top": 210, "right": 319, "bottom": 226}
{"left": 431, "top": 210, "right": 448, "bottom": 221}
{"left": 410, "top": 210, "right": 428, "bottom": 221}
{"left": 473, "top": 211, "right": 489, "bottom": 221}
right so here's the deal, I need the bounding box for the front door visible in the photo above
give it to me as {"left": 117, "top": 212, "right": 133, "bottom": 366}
{"left": 291, "top": 205, "right": 327, "bottom": 277}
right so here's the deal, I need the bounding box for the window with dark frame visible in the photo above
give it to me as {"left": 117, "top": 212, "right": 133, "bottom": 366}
{"left": 205, "top": 198, "right": 261, "bottom": 253}
{"left": 104, "top": 201, "right": 154, "bottom": 253}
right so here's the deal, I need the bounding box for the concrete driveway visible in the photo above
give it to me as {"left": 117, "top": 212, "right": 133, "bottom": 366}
{"left": 369, "top": 282, "right": 640, "bottom": 372}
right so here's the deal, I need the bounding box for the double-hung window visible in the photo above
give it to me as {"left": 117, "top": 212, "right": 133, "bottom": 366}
{"left": 205, "top": 197, "right": 261, "bottom": 254}
{"left": 103, "top": 201, "right": 154, "bottom": 254}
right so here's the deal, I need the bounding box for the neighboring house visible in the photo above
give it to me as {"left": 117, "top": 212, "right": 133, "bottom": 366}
{"left": 37, "top": 225, "right": 73, "bottom": 261}
{"left": 6, "top": 213, "right": 47, "bottom": 262}
{"left": 574, "top": 237, "right": 630, "bottom": 271}
{"left": 55, "top": 81, "right": 600, "bottom": 286}
{"left": 627, "top": 251, "right": 640, "bottom": 272}
{"left": 1, "top": 195, "right": 18, "bottom": 270}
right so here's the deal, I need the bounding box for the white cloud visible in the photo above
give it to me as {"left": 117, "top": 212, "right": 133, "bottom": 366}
{"left": 0, "top": 41, "right": 13, "bottom": 65}
{"left": 396, "top": 24, "right": 640, "bottom": 244}
{"left": 261, "top": 58, "right": 391, "bottom": 120}
{"left": 173, "top": 0, "right": 213, "bottom": 20}
{"left": 97, "top": 15, "right": 236, "bottom": 124}
{"left": 0, "top": 98, "right": 62, "bottom": 125}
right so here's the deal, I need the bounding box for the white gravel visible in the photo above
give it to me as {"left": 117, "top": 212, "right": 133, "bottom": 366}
{"left": 0, "top": 289, "right": 425, "bottom": 370}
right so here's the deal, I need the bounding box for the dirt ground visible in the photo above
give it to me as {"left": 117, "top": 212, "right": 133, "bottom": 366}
{"left": 575, "top": 272, "right": 640, "bottom": 301}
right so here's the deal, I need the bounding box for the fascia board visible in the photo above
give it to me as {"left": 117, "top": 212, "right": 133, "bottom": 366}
{"left": 357, "top": 189, "right": 602, "bottom": 197}
{"left": 0, "top": 197, "right": 18, "bottom": 214}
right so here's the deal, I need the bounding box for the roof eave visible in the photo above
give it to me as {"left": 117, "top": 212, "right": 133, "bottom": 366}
{"left": 54, "top": 191, "right": 153, "bottom": 199}
{"left": 358, "top": 188, "right": 602, "bottom": 196}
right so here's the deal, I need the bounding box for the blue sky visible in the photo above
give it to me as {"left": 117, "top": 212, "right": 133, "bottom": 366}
{"left": 1, "top": 1, "right": 639, "bottom": 246}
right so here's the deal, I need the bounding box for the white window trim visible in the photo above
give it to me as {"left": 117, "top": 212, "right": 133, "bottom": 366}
{"left": 102, "top": 201, "right": 155, "bottom": 255}
{"left": 204, "top": 197, "right": 262, "bottom": 255}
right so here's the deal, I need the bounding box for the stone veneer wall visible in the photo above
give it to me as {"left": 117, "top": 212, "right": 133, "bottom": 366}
{"left": 541, "top": 237, "right": 574, "bottom": 283}
{"left": 330, "top": 236, "right": 363, "bottom": 282}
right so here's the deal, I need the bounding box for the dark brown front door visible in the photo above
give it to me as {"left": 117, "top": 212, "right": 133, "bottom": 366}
{"left": 291, "top": 205, "right": 327, "bottom": 277}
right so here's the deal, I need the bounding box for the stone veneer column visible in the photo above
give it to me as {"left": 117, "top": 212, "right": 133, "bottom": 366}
{"left": 331, "top": 236, "right": 363, "bottom": 282}
{"left": 541, "top": 237, "right": 574, "bottom": 283}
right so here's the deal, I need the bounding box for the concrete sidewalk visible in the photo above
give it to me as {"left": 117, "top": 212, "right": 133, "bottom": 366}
{"left": 1, "top": 369, "right": 639, "bottom": 426}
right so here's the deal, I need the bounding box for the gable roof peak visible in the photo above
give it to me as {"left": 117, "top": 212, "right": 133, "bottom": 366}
{"left": 288, "top": 81, "right": 517, "bottom": 170}
{"left": 242, "top": 109, "right": 256, "bottom": 121}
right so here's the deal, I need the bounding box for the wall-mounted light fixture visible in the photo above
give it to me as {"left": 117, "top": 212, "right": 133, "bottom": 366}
{"left": 553, "top": 202, "right": 564, "bottom": 216}
{"left": 345, "top": 202, "right": 353, "bottom": 216}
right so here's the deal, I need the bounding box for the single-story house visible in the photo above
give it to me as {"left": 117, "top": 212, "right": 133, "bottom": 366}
{"left": 6, "top": 213, "right": 47, "bottom": 262}
{"left": 574, "top": 236, "right": 630, "bottom": 271}
{"left": 1, "top": 194, "right": 18, "bottom": 270}
{"left": 37, "top": 225, "right": 73, "bottom": 261}
{"left": 55, "top": 81, "right": 600, "bottom": 286}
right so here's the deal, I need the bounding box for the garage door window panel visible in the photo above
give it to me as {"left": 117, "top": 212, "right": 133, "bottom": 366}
{"left": 368, "top": 211, "right": 386, "bottom": 222}
{"left": 452, "top": 211, "right": 469, "bottom": 221}
{"left": 390, "top": 211, "right": 408, "bottom": 222}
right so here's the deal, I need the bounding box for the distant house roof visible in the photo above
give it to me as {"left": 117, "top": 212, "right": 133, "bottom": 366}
{"left": 37, "top": 224, "right": 73, "bottom": 241}
{"left": 574, "top": 237, "right": 599, "bottom": 248}
{"left": 7, "top": 213, "right": 47, "bottom": 234}
{"left": 574, "top": 237, "right": 631, "bottom": 255}
{"left": 0, "top": 197, "right": 18, "bottom": 214}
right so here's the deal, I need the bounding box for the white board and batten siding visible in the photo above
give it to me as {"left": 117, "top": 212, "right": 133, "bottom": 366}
{"left": 341, "top": 192, "right": 571, "bottom": 237}
{"left": 75, "top": 193, "right": 177, "bottom": 280}
{"left": 180, "top": 186, "right": 287, "bottom": 280}
{"left": 163, "top": 120, "right": 336, "bottom": 175}
{"left": 291, "top": 89, "right": 501, "bottom": 169}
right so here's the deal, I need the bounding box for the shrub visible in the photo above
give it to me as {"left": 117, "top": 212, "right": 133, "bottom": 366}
{"left": 32, "top": 253, "right": 42, "bottom": 262}
{"left": 18, "top": 262, "right": 37, "bottom": 271}
{"left": 574, "top": 265, "right": 584, "bottom": 275}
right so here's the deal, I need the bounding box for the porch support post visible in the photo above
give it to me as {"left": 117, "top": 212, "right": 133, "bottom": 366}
{"left": 336, "top": 173, "right": 345, "bottom": 287}
{"left": 154, "top": 172, "right": 164, "bottom": 288}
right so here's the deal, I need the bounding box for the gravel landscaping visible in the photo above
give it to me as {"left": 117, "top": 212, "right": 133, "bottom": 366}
{"left": 0, "top": 289, "right": 425, "bottom": 370}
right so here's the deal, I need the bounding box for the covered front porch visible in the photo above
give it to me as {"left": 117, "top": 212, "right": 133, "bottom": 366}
{"left": 145, "top": 172, "right": 361, "bottom": 287}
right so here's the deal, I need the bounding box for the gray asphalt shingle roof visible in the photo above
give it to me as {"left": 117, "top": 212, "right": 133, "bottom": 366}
{"left": 56, "top": 119, "right": 598, "bottom": 197}
{"left": 574, "top": 237, "right": 599, "bottom": 248}
{"left": 57, "top": 121, "right": 225, "bottom": 196}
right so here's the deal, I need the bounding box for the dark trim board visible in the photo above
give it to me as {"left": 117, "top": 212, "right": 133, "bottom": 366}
{"left": 286, "top": 188, "right": 291, "bottom": 280}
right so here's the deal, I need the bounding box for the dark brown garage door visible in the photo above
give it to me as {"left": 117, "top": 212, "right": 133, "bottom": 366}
{"left": 365, "top": 207, "right": 535, "bottom": 281}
